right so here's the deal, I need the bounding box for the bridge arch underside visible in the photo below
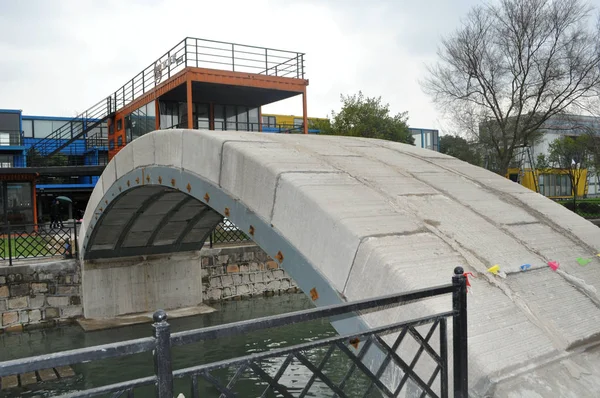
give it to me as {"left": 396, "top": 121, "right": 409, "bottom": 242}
{"left": 82, "top": 129, "right": 600, "bottom": 396}
{"left": 85, "top": 185, "right": 222, "bottom": 260}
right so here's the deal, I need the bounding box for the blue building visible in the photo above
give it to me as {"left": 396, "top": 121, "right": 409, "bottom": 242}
{"left": 0, "top": 109, "right": 107, "bottom": 222}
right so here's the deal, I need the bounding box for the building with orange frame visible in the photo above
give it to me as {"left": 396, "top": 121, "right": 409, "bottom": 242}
{"left": 104, "top": 38, "right": 308, "bottom": 160}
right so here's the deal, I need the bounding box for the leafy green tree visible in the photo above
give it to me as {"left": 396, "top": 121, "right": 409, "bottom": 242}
{"left": 535, "top": 154, "right": 550, "bottom": 171}
{"left": 439, "top": 135, "right": 482, "bottom": 166}
{"left": 320, "top": 92, "right": 414, "bottom": 144}
{"left": 548, "top": 135, "right": 590, "bottom": 208}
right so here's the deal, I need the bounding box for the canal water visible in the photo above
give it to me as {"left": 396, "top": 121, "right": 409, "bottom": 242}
{"left": 0, "top": 294, "right": 378, "bottom": 397}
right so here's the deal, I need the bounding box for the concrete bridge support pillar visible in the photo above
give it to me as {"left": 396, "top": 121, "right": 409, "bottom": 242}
{"left": 81, "top": 251, "right": 202, "bottom": 319}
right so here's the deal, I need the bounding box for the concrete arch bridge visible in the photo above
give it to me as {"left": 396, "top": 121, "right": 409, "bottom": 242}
{"left": 80, "top": 129, "right": 600, "bottom": 396}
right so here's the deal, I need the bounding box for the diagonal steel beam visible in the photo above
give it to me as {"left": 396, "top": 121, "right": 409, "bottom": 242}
{"left": 113, "top": 190, "right": 168, "bottom": 250}
{"left": 173, "top": 206, "right": 220, "bottom": 247}
{"left": 146, "top": 195, "right": 194, "bottom": 246}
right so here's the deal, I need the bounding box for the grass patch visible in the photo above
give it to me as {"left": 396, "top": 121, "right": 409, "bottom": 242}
{"left": 0, "top": 235, "right": 68, "bottom": 259}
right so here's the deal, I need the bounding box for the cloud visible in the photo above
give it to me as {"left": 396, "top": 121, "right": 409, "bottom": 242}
{"left": 0, "top": 0, "right": 480, "bottom": 130}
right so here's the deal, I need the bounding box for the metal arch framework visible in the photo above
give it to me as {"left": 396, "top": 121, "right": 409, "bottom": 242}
{"left": 84, "top": 186, "right": 222, "bottom": 260}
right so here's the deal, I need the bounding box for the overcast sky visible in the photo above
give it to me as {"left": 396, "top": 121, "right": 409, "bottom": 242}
{"left": 0, "top": 0, "right": 481, "bottom": 132}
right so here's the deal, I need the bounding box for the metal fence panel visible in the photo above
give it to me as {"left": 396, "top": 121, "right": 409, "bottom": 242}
{"left": 0, "top": 268, "right": 468, "bottom": 398}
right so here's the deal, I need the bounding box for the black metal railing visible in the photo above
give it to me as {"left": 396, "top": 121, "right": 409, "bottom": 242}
{"left": 0, "top": 268, "right": 469, "bottom": 397}
{"left": 209, "top": 219, "right": 251, "bottom": 247}
{"left": 0, "top": 222, "right": 78, "bottom": 266}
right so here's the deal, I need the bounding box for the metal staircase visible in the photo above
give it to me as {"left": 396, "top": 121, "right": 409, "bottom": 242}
{"left": 27, "top": 96, "right": 114, "bottom": 162}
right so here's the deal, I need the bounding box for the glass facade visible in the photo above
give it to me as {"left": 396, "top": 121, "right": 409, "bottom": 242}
{"left": 0, "top": 181, "right": 34, "bottom": 225}
{"left": 0, "top": 155, "right": 14, "bottom": 168}
{"left": 159, "top": 101, "right": 181, "bottom": 129}
{"left": 126, "top": 100, "right": 156, "bottom": 142}
{"left": 410, "top": 128, "right": 440, "bottom": 151}
{"left": 21, "top": 118, "right": 87, "bottom": 139}
{"left": 262, "top": 115, "right": 276, "bottom": 127}
{"left": 158, "top": 101, "right": 259, "bottom": 132}
{"left": 22, "top": 119, "right": 33, "bottom": 137}
{"left": 213, "top": 104, "right": 259, "bottom": 131}
{"left": 538, "top": 174, "right": 572, "bottom": 197}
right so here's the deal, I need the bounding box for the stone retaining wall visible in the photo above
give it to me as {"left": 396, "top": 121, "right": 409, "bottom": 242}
{"left": 0, "top": 245, "right": 300, "bottom": 332}
{"left": 0, "top": 260, "right": 81, "bottom": 332}
{"left": 201, "top": 245, "right": 300, "bottom": 302}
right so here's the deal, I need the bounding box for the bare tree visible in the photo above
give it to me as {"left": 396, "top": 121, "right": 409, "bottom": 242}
{"left": 423, "top": 0, "right": 600, "bottom": 175}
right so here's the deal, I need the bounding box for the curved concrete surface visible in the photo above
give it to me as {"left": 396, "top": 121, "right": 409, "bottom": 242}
{"left": 81, "top": 129, "right": 600, "bottom": 396}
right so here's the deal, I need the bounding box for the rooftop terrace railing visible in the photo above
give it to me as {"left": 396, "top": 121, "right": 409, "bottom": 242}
{"left": 114, "top": 37, "right": 305, "bottom": 115}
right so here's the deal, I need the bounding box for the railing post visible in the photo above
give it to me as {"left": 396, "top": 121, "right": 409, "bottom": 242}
{"left": 452, "top": 267, "right": 468, "bottom": 398}
{"left": 73, "top": 221, "right": 78, "bottom": 257}
{"left": 7, "top": 222, "right": 12, "bottom": 266}
{"left": 265, "top": 48, "right": 268, "bottom": 75}
{"left": 153, "top": 310, "right": 173, "bottom": 398}
{"left": 231, "top": 43, "right": 235, "bottom": 71}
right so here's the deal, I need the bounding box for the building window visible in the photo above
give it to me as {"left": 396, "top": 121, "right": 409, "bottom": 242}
{"left": 215, "top": 105, "right": 260, "bottom": 131}
{"left": 214, "top": 104, "right": 225, "bottom": 131}
{"left": 117, "top": 119, "right": 123, "bottom": 131}
{"left": 6, "top": 182, "right": 34, "bottom": 224}
{"left": 261, "top": 116, "right": 276, "bottom": 127}
{"left": 0, "top": 133, "right": 9, "bottom": 146}
{"left": 33, "top": 120, "right": 53, "bottom": 138}
{"left": 109, "top": 140, "right": 115, "bottom": 150}
{"left": 197, "top": 104, "right": 209, "bottom": 129}
{"left": 128, "top": 100, "right": 156, "bottom": 141}
{"left": 226, "top": 105, "right": 236, "bottom": 130}
{"left": 117, "top": 136, "right": 123, "bottom": 147}
{"left": 22, "top": 120, "right": 33, "bottom": 138}
{"left": 539, "top": 174, "right": 572, "bottom": 197}
{"left": 109, "top": 123, "right": 114, "bottom": 136}
{"left": 0, "top": 155, "right": 13, "bottom": 168}
{"left": 248, "top": 108, "right": 259, "bottom": 131}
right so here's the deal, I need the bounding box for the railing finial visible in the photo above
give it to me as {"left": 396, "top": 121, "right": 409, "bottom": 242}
{"left": 454, "top": 266, "right": 464, "bottom": 275}
{"left": 153, "top": 309, "right": 168, "bottom": 323}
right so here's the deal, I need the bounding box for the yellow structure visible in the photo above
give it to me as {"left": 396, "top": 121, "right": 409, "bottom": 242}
{"left": 507, "top": 168, "right": 588, "bottom": 198}
{"left": 261, "top": 113, "right": 328, "bottom": 130}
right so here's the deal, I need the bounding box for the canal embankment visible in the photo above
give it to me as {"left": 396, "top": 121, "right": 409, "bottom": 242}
{"left": 0, "top": 244, "right": 300, "bottom": 333}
